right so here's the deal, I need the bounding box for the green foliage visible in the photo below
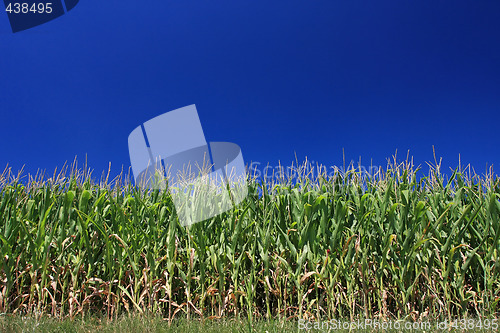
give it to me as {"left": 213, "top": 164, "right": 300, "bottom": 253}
{"left": 0, "top": 159, "right": 499, "bottom": 322}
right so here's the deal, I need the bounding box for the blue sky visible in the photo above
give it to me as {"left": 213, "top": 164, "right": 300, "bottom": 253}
{"left": 1, "top": 0, "right": 499, "bottom": 180}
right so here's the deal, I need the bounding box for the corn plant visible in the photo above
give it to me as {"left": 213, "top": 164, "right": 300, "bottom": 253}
{"left": 0, "top": 157, "right": 499, "bottom": 322}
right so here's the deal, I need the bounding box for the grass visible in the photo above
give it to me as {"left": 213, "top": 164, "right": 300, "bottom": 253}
{"left": 0, "top": 314, "right": 296, "bottom": 333}
{"left": 1, "top": 314, "right": 499, "bottom": 332}
{"left": 0, "top": 155, "right": 499, "bottom": 325}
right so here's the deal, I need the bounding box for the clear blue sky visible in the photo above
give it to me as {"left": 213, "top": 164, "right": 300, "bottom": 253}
{"left": 1, "top": 0, "right": 499, "bottom": 179}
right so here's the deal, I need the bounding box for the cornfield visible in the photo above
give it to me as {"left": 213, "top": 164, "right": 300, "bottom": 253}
{"left": 0, "top": 158, "right": 499, "bottom": 322}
